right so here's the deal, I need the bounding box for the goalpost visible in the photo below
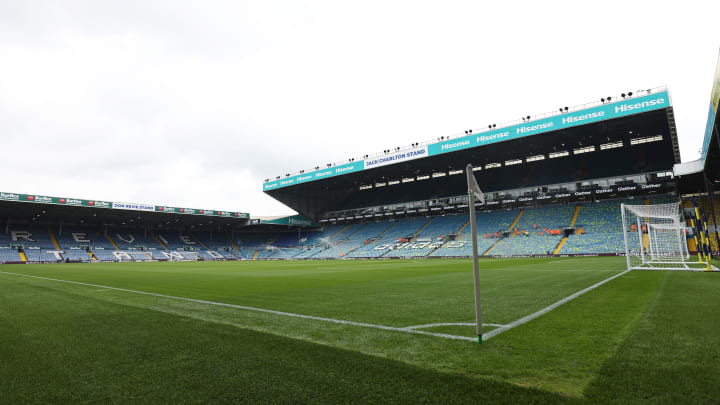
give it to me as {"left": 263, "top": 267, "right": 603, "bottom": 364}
{"left": 621, "top": 202, "right": 716, "bottom": 271}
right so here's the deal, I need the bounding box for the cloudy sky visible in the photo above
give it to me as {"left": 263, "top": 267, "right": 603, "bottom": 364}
{"left": 0, "top": 1, "right": 718, "bottom": 216}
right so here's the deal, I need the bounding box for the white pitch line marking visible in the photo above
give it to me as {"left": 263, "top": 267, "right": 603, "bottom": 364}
{"left": 96, "top": 289, "right": 112, "bottom": 292}
{"left": 546, "top": 259, "right": 595, "bottom": 264}
{"left": 483, "top": 269, "right": 631, "bottom": 341}
{"left": 0, "top": 271, "right": 476, "bottom": 342}
{"left": 402, "top": 322, "right": 505, "bottom": 331}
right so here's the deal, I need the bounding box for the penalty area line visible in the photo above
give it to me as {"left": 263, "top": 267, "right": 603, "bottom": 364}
{"left": 0, "top": 271, "right": 476, "bottom": 343}
{"left": 483, "top": 269, "right": 632, "bottom": 341}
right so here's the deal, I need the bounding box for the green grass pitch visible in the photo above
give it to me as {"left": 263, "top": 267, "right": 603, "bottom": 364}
{"left": 1, "top": 257, "right": 719, "bottom": 403}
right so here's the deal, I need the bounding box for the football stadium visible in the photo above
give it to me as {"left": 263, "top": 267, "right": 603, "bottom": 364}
{"left": 2, "top": 12, "right": 720, "bottom": 403}
{"left": 3, "top": 78, "right": 720, "bottom": 402}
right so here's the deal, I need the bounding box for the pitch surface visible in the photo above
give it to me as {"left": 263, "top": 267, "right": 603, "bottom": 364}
{"left": 1, "top": 257, "right": 718, "bottom": 402}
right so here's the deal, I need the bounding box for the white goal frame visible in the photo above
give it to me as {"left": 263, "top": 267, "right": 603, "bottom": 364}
{"left": 621, "top": 202, "right": 716, "bottom": 271}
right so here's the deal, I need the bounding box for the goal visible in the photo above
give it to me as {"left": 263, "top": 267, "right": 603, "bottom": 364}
{"left": 621, "top": 202, "right": 715, "bottom": 271}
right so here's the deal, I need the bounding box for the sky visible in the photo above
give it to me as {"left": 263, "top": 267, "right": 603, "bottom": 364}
{"left": 0, "top": 1, "right": 718, "bottom": 217}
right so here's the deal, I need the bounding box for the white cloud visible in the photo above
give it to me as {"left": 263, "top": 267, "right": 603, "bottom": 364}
{"left": 0, "top": 0, "right": 718, "bottom": 216}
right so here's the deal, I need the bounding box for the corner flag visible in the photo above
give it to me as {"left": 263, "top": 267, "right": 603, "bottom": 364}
{"left": 466, "top": 164, "right": 483, "bottom": 344}
{"left": 467, "top": 165, "right": 485, "bottom": 205}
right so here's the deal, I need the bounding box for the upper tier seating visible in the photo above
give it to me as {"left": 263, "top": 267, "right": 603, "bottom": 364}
{"left": 0, "top": 227, "right": 56, "bottom": 249}
{"left": 155, "top": 232, "right": 201, "bottom": 250}
{"left": 54, "top": 228, "right": 115, "bottom": 250}
{"left": 108, "top": 229, "right": 161, "bottom": 250}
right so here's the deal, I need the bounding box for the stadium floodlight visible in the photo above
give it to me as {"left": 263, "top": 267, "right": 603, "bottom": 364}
{"left": 466, "top": 164, "right": 486, "bottom": 344}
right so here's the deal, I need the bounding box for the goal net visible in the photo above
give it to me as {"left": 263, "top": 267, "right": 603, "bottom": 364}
{"left": 621, "top": 202, "right": 713, "bottom": 271}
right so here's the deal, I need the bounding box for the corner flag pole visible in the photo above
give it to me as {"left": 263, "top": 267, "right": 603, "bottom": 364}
{"left": 466, "top": 164, "right": 483, "bottom": 344}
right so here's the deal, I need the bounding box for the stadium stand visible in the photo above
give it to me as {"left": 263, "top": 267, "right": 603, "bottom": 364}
{"left": 0, "top": 226, "right": 67, "bottom": 262}
{"left": 150, "top": 250, "right": 169, "bottom": 260}
{"left": 286, "top": 224, "right": 348, "bottom": 259}
{"left": 23, "top": 249, "right": 60, "bottom": 262}
{"left": 109, "top": 229, "right": 156, "bottom": 250}
{"left": 561, "top": 200, "right": 626, "bottom": 254}
{"left": 491, "top": 204, "right": 574, "bottom": 256}
{"left": 559, "top": 196, "right": 678, "bottom": 255}
{"left": 155, "top": 232, "right": 198, "bottom": 250}
{"left": 0, "top": 248, "right": 21, "bottom": 263}
{"left": 347, "top": 218, "right": 427, "bottom": 258}
{"left": 197, "top": 235, "right": 241, "bottom": 259}
{"left": 0, "top": 193, "right": 692, "bottom": 263}
{"left": 325, "top": 221, "right": 393, "bottom": 258}
{"left": 431, "top": 209, "right": 519, "bottom": 257}
{"left": 0, "top": 227, "right": 54, "bottom": 249}
{"left": 63, "top": 249, "right": 94, "bottom": 262}
{"left": 54, "top": 228, "right": 105, "bottom": 249}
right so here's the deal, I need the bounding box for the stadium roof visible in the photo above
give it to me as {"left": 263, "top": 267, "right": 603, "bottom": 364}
{"left": 264, "top": 87, "right": 671, "bottom": 192}
{"left": 0, "top": 190, "right": 250, "bottom": 230}
{"left": 673, "top": 50, "right": 720, "bottom": 195}
{"left": 249, "top": 214, "right": 320, "bottom": 228}
{"left": 265, "top": 88, "right": 679, "bottom": 220}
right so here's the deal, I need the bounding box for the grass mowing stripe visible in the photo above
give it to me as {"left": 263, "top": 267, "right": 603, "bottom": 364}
{"left": 484, "top": 269, "right": 631, "bottom": 340}
{"left": 0, "top": 258, "right": 686, "bottom": 398}
{"left": 582, "top": 269, "right": 720, "bottom": 402}
{"left": 6, "top": 259, "right": 622, "bottom": 327}
{"left": 0, "top": 270, "right": 476, "bottom": 342}
{"left": 0, "top": 277, "right": 577, "bottom": 404}
{"left": 477, "top": 270, "right": 666, "bottom": 396}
